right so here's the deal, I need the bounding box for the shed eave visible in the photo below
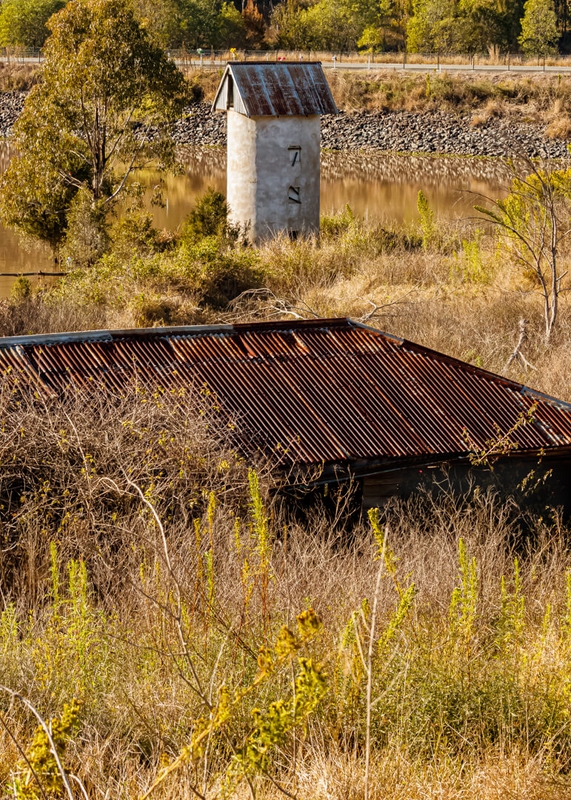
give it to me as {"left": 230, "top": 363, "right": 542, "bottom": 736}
{"left": 211, "top": 64, "right": 232, "bottom": 113}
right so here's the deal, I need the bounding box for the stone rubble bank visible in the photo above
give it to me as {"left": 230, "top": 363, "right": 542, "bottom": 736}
{"left": 173, "top": 104, "right": 571, "bottom": 158}
{"left": 0, "top": 92, "right": 25, "bottom": 137}
{"left": 1, "top": 95, "right": 569, "bottom": 158}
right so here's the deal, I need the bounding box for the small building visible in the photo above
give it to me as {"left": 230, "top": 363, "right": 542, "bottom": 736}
{"left": 212, "top": 62, "right": 338, "bottom": 243}
{"left": 2, "top": 318, "right": 571, "bottom": 512}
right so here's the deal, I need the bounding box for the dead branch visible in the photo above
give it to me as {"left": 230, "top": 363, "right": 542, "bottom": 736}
{"left": 505, "top": 318, "right": 536, "bottom": 372}
{"left": 358, "top": 288, "right": 417, "bottom": 322}
{"left": 0, "top": 271, "right": 68, "bottom": 277}
{"left": 229, "top": 288, "right": 319, "bottom": 320}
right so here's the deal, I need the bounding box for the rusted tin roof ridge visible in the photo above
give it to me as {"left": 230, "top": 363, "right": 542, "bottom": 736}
{"left": 0, "top": 317, "right": 362, "bottom": 347}
{"left": 1, "top": 317, "right": 571, "bottom": 462}
{"left": 212, "top": 62, "right": 339, "bottom": 117}
{"left": 0, "top": 323, "right": 235, "bottom": 348}
{"left": 226, "top": 61, "right": 325, "bottom": 65}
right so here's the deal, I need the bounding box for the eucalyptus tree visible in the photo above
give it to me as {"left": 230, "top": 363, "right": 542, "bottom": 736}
{"left": 519, "top": 0, "right": 559, "bottom": 55}
{"left": 0, "top": 0, "right": 189, "bottom": 257}
{"left": 476, "top": 162, "right": 571, "bottom": 344}
{"left": 0, "top": 0, "right": 65, "bottom": 48}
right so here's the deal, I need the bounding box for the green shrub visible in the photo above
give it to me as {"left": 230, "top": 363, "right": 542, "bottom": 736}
{"left": 177, "top": 237, "right": 265, "bottom": 308}
{"left": 417, "top": 189, "right": 436, "bottom": 249}
{"left": 10, "top": 276, "right": 32, "bottom": 302}
{"left": 110, "top": 210, "right": 172, "bottom": 261}
{"left": 320, "top": 204, "right": 356, "bottom": 238}
{"left": 60, "top": 189, "right": 109, "bottom": 269}
{"left": 181, "top": 188, "right": 233, "bottom": 244}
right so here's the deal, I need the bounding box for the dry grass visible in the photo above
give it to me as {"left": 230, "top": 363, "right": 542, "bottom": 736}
{"left": 2, "top": 399, "right": 571, "bottom": 796}
{"left": 0, "top": 62, "right": 39, "bottom": 92}
{"left": 4, "top": 185, "right": 571, "bottom": 795}
{"left": 263, "top": 747, "right": 571, "bottom": 800}
{"left": 300, "top": 69, "right": 571, "bottom": 121}
{"left": 182, "top": 66, "right": 224, "bottom": 103}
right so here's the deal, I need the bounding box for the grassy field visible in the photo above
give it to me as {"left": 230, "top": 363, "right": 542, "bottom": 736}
{"left": 326, "top": 69, "right": 571, "bottom": 132}
{"left": 1, "top": 389, "right": 571, "bottom": 798}
{"left": 2, "top": 176, "right": 571, "bottom": 796}
{"left": 2, "top": 65, "right": 571, "bottom": 793}
{"left": 4, "top": 62, "right": 571, "bottom": 132}
{"left": 180, "top": 66, "right": 571, "bottom": 134}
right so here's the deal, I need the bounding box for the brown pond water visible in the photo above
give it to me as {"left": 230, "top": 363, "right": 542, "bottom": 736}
{"left": 0, "top": 145, "right": 508, "bottom": 298}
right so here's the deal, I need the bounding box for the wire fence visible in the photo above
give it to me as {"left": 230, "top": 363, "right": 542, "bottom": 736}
{"left": 2, "top": 46, "right": 571, "bottom": 72}
{"left": 165, "top": 49, "right": 571, "bottom": 71}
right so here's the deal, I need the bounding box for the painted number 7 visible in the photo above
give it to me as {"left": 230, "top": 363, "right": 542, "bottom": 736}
{"left": 289, "top": 146, "right": 301, "bottom": 166}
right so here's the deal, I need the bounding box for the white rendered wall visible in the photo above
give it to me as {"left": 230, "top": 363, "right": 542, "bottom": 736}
{"left": 227, "top": 111, "right": 320, "bottom": 243}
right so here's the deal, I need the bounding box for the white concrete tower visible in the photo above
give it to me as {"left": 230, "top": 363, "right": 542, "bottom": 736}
{"left": 213, "top": 62, "right": 338, "bottom": 243}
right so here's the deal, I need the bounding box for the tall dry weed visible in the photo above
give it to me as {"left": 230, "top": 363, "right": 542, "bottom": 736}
{"left": 1, "top": 402, "right": 571, "bottom": 798}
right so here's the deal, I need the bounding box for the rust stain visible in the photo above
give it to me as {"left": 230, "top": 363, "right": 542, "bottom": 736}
{"left": 1, "top": 318, "right": 571, "bottom": 465}
{"left": 213, "top": 62, "right": 338, "bottom": 117}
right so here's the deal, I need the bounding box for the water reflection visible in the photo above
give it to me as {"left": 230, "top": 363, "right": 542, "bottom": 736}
{"left": 0, "top": 143, "right": 508, "bottom": 297}
{"left": 319, "top": 151, "right": 509, "bottom": 222}
{"left": 0, "top": 144, "right": 54, "bottom": 297}
{"left": 140, "top": 148, "right": 508, "bottom": 229}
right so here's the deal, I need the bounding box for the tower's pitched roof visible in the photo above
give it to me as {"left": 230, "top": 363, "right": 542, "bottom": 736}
{"left": 1, "top": 318, "right": 571, "bottom": 466}
{"left": 212, "top": 62, "right": 338, "bottom": 117}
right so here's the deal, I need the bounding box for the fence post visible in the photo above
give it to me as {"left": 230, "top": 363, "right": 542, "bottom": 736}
{"left": 403, "top": 50, "right": 406, "bottom": 70}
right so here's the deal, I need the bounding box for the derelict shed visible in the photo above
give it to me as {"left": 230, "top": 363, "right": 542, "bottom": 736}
{"left": 1, "top": 318, "right": 571, "bottom": 509}
{"left": 213, "top": 63, "right": 338, "bottom": 243}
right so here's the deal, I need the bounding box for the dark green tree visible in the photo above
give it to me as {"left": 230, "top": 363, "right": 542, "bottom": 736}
{"left": 407, "top": 0, "right": 530, "bottom": 52}
{"left": 519, "top": 0, "right": 559, "bottom": 55}
{"left": 0, "top": 0, "right": 65, "bottom": 48}
{"left": 0, "top": 0, "right": 188, "bottom": 257}
{"left": 181, "top": 188, "right": 229, "bottom": 243}
{"left": 498, "top": 0, "right": 526, "bottom": 49}
{"left": 174, "top": 0, "right": 223, "bottom": 48}
{"left": 134, "top": 0, "right": 181, "bottom": 46}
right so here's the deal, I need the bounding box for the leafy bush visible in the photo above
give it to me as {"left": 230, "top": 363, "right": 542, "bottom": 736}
{"left": 177, "top": 236, "right": 265, "bottom": 308}
{"left": 181, "top": 187, "right": 233, "bottom": 244}
{"left": 110, "top": 210, "right": 176, "bottom": 261}
{"left": 60, "top": 189, "right": 109, "bottom": 269}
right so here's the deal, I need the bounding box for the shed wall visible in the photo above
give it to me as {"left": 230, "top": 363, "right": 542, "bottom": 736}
{"left": 361, "top": 457, "right": 571, "bottom": 511}
{"left": 227, "top": 111, "right": 320, "bottom": 242}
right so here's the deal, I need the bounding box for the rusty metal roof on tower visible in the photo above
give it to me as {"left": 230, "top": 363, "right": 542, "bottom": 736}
{"left": 1, "top": 317, "right": 571, "bottom": 466}
{"left": 212, "top": 62, "right": 338, "bottom": 117}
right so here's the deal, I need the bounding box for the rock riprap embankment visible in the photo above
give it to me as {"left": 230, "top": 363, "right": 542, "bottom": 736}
{"left": 1, "top": 95, "right": 569, "bottom": 158}
{"left": 173, "top": 104, "right": 570, "bottom": 158}
{"left": 321, "top": 110, "right": 570, "bottom": 158}
{"left": 0, "top": 92, "right": 26, "bottom": 137}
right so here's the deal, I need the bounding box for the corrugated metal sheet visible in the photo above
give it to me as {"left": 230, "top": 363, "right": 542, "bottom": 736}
{"left": 1, "top": 317, "right": 571, "bottom": 465}
{"left": 212, "top": 62, "right": 338, "bottom": 117}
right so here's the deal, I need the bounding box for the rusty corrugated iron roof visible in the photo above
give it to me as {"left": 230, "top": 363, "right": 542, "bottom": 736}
{"left": 1, "top": 317, "right": 571, "bottom": 465}
{"left": 212, "top": 62, "right": 338, "bottom": 117}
